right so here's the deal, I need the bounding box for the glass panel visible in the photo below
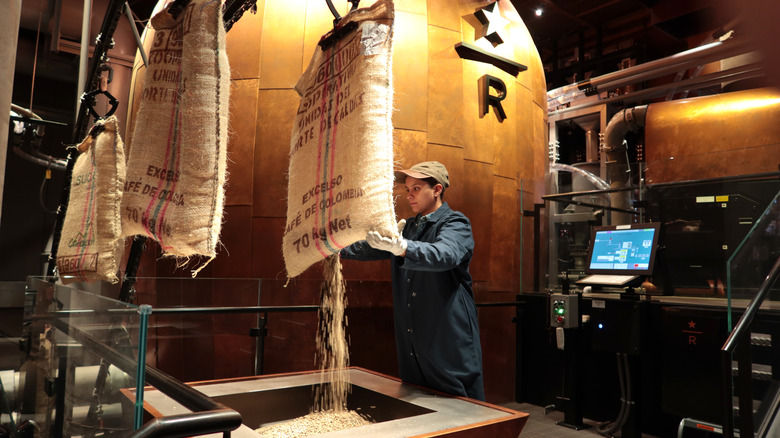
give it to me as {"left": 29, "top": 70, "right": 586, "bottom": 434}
{"left": 546, "top": 161, "right": 636, "bottom": 292}
{"left": 21, "top": 277, "right": 142, "bottom": 437}
{"left": 726, "top": 189, "right": 780, "bottom": 329}
{"left": 646, "top": 177, "right": 780, "bottom": 298}
{"left": 75, "top": 277, "right": 328, "bottom": 385}
{"left": 12, "top": 272, "right": 523, "bottom": 437}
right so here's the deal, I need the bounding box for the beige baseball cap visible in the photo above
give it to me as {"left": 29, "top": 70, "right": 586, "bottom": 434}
{"left": 394, "top": 161, "right": 450, "bottom": 188}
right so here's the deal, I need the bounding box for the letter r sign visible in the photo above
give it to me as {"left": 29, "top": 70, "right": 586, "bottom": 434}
{"left": 479, "top": 74, "right": 507, "bottom": 122}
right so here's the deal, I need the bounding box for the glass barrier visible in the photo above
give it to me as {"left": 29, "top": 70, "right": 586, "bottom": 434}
{"left": 18, "top": 277, "right": 327, "bottom": 437}
{"left": 545, "top": 160, "right": 635, "bottom": 292}
{"left": 20, "top": 277, "right": 142, "bottom": 437}
{"left": 726, "top": 189, "right": 780, "bottom": 329}
{"left": 15, "top": 275, "right": 518, "bottom": 437}
{"left": 645, "top": 174, "right": 780, "bottom": 298}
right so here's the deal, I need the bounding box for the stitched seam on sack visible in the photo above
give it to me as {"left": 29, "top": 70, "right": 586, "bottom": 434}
{"left": 208, "top": 3, "right": 222, "bottom": 256}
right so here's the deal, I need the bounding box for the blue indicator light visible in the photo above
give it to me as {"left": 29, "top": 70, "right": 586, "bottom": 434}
{"left": 598, "top": 323, "right": 604, "bottom": 329}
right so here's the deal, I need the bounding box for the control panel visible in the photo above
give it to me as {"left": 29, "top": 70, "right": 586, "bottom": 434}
{"left": 550, "top": 293, "right": 579, "bottom": 329}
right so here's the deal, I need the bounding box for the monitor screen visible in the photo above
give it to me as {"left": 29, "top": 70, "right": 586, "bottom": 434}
{"left": 585, "top": 223, "right": 661, "bottom": 275}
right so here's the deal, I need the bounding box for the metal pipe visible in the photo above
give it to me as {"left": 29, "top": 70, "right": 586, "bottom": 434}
{"left": 549, "top": 62, "right": 763, "bottom": 117}
{"left": 129, "top": 409, "right": 242, "bottom": 438}
{"left": 550, "top": 163, "right": 610, "bottom": 190}
{"left": 124, "top": 2, "right": 147, "bottom": 68}
{"left": 77, "top": 0, "right": 92, "bottom": 121}
{"left": 548, "top": 36, "right": 753, "bottom": 105}
{"left": 50, "top": 305, "right": 320, "bottom": 316}
{"left": 595, "top": 41, "right": 752, "bottom": 92}
{"left": 603, "top": 105, "right": 647, "bottom": 224}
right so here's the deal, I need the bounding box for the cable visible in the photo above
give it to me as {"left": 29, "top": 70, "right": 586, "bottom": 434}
{"left": 619, "top": 353, "right": 633, "bottom": 430}
{"left": 597, "top": 353, "right": 627, "bottom": 437}
{"left": 39, "top": 170, "right": 57, "bottom": 214}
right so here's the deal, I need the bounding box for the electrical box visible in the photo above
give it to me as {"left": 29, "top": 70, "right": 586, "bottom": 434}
{"left": 550, "top": 294, "right": 579, "bottom": 329}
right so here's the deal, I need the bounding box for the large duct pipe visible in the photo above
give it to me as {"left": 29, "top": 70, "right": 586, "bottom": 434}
{"left": 550, "top": 61, "right": 764, "bottom": 117}
{"left": 644, "top": 87, "right": 780, "bottom": 184}
{"left": 0, "top": 0, "right": 22, "bottom": 226}
{"left": 548, "top": 35, "right": 754, "bottom": 107}
{"left": 603, "top": 105, "right": 648, "bottom": 224}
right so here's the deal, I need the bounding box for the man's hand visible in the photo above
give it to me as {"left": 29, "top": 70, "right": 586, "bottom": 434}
{"left": 366, "top": 231, "right": 407, "bottom": 256}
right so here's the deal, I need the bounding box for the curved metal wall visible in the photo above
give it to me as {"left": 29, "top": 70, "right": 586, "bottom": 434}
{"left": 125, "top": 0, "right": 548, "bottom": 400}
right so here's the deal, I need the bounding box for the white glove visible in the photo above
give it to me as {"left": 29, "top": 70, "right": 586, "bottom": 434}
{"left": 396, "top": 219, "right": 407, "bottom": 235}
{"left": 366, "top": 231, "right": 407, "bottom": 256}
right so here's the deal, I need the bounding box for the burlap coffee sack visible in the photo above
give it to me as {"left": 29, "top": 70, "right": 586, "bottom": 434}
{"left": 57, "top": 116, "right": 126, "bottom": 284}
{"left": 121, "top": 0, "right": 230, "bottom": 276}
{"left": 283, "top": 0, "right": 397, "bottom": 278}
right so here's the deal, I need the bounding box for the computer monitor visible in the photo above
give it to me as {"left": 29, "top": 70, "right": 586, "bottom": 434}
{"left": 585, "top": 222, "right": 661, "bottom": 276}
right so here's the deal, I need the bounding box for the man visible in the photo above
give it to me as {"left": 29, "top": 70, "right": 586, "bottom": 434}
{"left": 341, "top": 161, "right": 485, "bottom": 400}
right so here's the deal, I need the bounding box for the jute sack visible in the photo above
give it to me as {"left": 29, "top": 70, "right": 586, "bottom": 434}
{"left": 121, "top": 0, "right": 230, "bottom": 275}
{"left": 283, "top": 0, "right": 397, "bottom": 278}
{"left": 57, "top": 116, "right": 126, "bottom": 284}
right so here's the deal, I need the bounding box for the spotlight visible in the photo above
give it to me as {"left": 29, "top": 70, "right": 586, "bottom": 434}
{"left": 535, "top": 8, "right": 543, "bottom": 16}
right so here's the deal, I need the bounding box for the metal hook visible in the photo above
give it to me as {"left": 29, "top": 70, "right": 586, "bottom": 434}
{"left": 324, "top": 0, "right": 360, "bottom": 27}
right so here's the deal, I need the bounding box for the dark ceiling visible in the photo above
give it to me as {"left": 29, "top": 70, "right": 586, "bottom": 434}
{"left": 510, "top": 0, "right": 736, "bottom": 89}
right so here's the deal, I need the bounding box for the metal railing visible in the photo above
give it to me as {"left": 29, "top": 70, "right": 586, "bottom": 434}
{"left": 51, "top": 318, "right": 243, "bottom": 438}
{"left": 721, "top": 254, "right": 780, "bottom": 438}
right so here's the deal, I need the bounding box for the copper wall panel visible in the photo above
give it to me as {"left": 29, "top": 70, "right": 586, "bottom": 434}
{"left": 346, "top": 281, "right": 397, "bottom": 376}
{"left": 212, "top": 205, "right": 253, "bottom": 278}
{"left": 428, "top": 0, "right": 460, "bottom": 31}
{"left": 461, "top": 61, "right": 496, "bottom": 164}
{"left": 461, "top": 159, "right": 494, "bottom": 282}
{"left": 213, "top": 334, "right": 254, "bottom": 379}
{"left": 427, "top": 142, "right": 465, "bottom": 209}
{"left": 341, "top": 259, "right": 392, "bottom": 281}
{"left": 514, "top": 85, "right": 535, "bottom": 180}
{"left": 393, "top": 11, "right": 429, "bottom": 132}
{"left": 301, "top": 0, "right": 335, "bottom": 72}
{"left": 489, "top": 176, "right": 518, "bottom": 290}
{"left": 253, "top": 89, "right": 299, "bottom": 217}
{"left": 212, "top": 279, "right": 257, "bottom": 341}
{"left": 493, "top": 73, "right": 519, "bottom": 179}
{"left": 393, "top": 128, "right": 428, "bottom": 166}
{"left": 259, "top": 280, "right": 319, "bottom": 373}
{"left": 393, "top": 129, "right": 429, "bottom": 219}
{"left": 225, "top": 0, "right": 265, "bottom": 80}
{"left": 251, "top": 217, "right": 286, "bottom": 279}
{"left": 478, "top": 303, "right": 517, "bottom": 402}
{"left": 428, "top": 25, "right": 464, "bottom": 147}
{"left": 225, "top": 80, "right": 258, "bottom": 206}
{"left": 396, "top": 0, "right": 426, "bottom": 15}
{"left": 645, "top": 88, "right": 780, "bottom": 184}
{"left": 258, "top": 0, "right": 306, "bottom": 89}
{"left": 505, "top": 13, "right": 545, "bottom": 105}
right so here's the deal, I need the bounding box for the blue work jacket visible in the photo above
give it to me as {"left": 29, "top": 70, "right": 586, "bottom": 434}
{"left": 341, "top": 202, "right": 485, "bottom": 400}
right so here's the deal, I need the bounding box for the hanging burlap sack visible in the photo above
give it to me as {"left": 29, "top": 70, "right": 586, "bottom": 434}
{"left": 283, "top": 0, "right": 397, "bottom": 278}
{"left": 121, "top": 0, "right": 230, "bottom": 275}
{"left": 57, "top": 116, "right": 126, "bottom": 284}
